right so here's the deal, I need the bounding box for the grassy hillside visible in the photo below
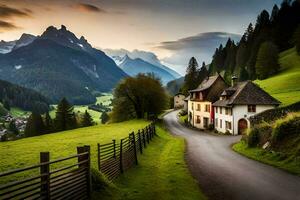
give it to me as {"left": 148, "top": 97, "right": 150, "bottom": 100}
{"left": 49, "top": 94, "right": 113, "bottom": 123}
{"left": 0, "top": 120, "right": 149, "bottom": 175}
{"left": 255, "top": 48, "right": 300, "bottom": 106}
{"left": 94, "top": 125, "right": 206, "bottom": 200}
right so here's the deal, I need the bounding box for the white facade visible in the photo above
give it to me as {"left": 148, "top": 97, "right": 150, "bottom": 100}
{"left": 214, "top": 104, "right": 275, "bottom": 135}
{"left": 174, "top": 94, "right": 185, "bottom": 109}
{"left": 188, "top": 100, "right": 212, "bottom": 129}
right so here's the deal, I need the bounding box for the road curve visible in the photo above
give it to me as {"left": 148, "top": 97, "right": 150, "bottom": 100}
{"left": 163, "top": 111, "right": 300, "bottom": 200}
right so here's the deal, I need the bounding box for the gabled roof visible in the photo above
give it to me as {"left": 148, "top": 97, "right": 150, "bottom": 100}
{"left": 213, "top": 81, "right": 281, "bottom": 107}
{"left": 189, "top": 75, "right": 221, "bottom": 93}
{"left": 184, "top": 95, "right": 190, "bottom": 101}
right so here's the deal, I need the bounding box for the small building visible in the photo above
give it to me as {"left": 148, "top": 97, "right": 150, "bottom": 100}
{"left": 213, "top": 80, "right": 280, "bottom": 135}
{"left": 183, "top": 95, "right": 190, "bottom": 111}
{"left": 174, "top": 93, "right": 185, "bottom": 109}
{"left": 188, "top": 74, "right": 228, "bottom": 129}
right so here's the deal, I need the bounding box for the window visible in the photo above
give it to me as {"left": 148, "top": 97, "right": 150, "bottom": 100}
{"left": 203, "top": 117, "right": 209, "bottom": 128}
{"left": 220, "top": 107, "right": 222, "bottom": 114}
{"left": 196, "top": 116, "right": 201, "bottom": 124}
{"left": 215, "top": 118, "right": 218, "bottom": 127}
{"left": 216, "top": 107, "right": 218, "bottom": 113}
{"left": 205, "top": 105, "right": 210, "bottom": 112}
{"left": 192, "top": 103, "right": 194, "bottom": 110}
{"left": 225, "top": 121, "right": 232, "bottom": 130}
{"left": 196, "top": 104, "right": 201, "bottom": 111}
{"left": 199, "top": 92, "right": 203, "bottom": 100}
{"left": 195, "top": 92, "right": 199, "bottom": 99}
{"left": 225, "top": 108, "right": 232, "bottom": 115}
{"left": 220, "top": 119, "right": 222, "bottom": 128}
{"left": 248, "top": 105, "right": 256, "bottom": 113}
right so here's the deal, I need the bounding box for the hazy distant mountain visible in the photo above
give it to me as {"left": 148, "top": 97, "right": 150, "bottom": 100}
{"left": 117, "top": 55, "right": 176, "bottom": 84}
{"left": 0, "top": 34, "right": 36, "bottom": 54}
{"left": 166, "top": 77, "right": 184, "bottom": 96}
{"left": 0, "top": 40, "right": 16, "bottom": 54}
{"left": 104, "top": 48, "right": 181, "bottom": 78}
{"left": 0, "top": 25, "right": 127, "bottom": 104}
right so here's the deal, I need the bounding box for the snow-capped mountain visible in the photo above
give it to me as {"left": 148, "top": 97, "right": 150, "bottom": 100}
{"left": 0, "top": 34, "right": 36, "bottom": 54}
{"left": 118, "top": 55, "right": 176, "bottom": 85}
{"left": 0, "top": 25, "right": 127, "bottom": 104}
{"left": 0, "top": 40, "right": 16, "bottom": 54}
{"left": 104, "top": 48, "right": 181, "bottom": 78}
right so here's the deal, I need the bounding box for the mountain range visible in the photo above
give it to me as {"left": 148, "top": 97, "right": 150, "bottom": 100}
{"left": 0, "top": 25, "right": 128, "bottom": 104}
{"left": 105, "top": 49, "right": 181, "bottom": 84}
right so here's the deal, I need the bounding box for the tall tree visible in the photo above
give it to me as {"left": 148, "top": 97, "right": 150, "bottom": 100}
{"left": 81, "top": 110, "right": 94, "bottom": 127}
{"left": 25, "top": 113, "right": 45, "bottom": 137}
{"left": 182, "top": 57, "right": 200, "bottom": 94}
{"left": 112, "top": 74, "right": 168, "bottom": 121}
{"left": 101, "top": 111, "right": 109, "bottom": 124}
{"left": 54, "top": 98, "right": 77, "bottom": 131}
{"left": 292, "top": 25, "right": 300, "bottom": 54}
{"left": 255, "top": 41, "right": 280, "bottom": 80}
{"left": 44, "top": 112, "right": 53, "bottom": 133}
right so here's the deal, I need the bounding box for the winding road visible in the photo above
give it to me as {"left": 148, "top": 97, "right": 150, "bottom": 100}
{"left": 163, "top": 111, "right": 300, "bottom": 200}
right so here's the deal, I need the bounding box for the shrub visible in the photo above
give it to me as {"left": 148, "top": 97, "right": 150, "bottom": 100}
{"left": 272, "top": 115, "right": 300, "bottom": 143}
{"left": 208, "top": 124, "right": 214, "bottom": 131}
{"left": 247, "top": 127, "right": 260, "bottom": 147}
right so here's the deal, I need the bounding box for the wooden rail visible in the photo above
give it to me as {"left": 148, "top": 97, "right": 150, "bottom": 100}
{"left": 97, "top": 123, "right": 157, "bottom": 181}
{"left": 0, "top": 146, "right": 91, "bottom": 200}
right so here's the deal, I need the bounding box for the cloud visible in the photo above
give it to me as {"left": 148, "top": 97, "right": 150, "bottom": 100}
{"left": 74, "top": 3, "right": 106, "bottom": 13}
{"left": 0, "top": 4, "right": 32, "bottom": 19}
{"left": 155, "top": 32, "right": 241, "bottom": 74}
{"left": 0, "top": 20, "right": 19, "bottom": 31}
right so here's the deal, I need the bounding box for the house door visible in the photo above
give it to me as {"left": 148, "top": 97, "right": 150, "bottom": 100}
{"left": 203, "top": 117, "right": 209, "bottom": 129}
{"left": 238, "top": 119, "right": 248, "bottom": 135}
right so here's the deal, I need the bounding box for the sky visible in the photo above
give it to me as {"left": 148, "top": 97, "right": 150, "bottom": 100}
{"left": 0, "top": 0, "right": 282, "bottom": 74}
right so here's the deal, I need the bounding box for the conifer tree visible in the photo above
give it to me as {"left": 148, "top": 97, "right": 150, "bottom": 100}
{"left": 25, "top": 113, "right": 45, "bottom": 137}
{"left": 54, "top": 98, "right": 76, "bottom": 131}
{"left": 81, "top": 110, "right": 94, "bottom": 127}
{"left": 44, "top": 112, "right": 53, "bottom": 133}
{"left": 101, "top": 111, "right": 109, "bottom": 124}
{"left": 182, "top": 57, "right": 200, "bottom": 94}
{"left": 255, "top": 41, "right": 280, "bottom": 80}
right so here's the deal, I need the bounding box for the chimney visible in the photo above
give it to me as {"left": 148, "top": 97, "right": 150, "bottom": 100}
{"left": 231, "top": 75, "right": 238, "bottom": 86}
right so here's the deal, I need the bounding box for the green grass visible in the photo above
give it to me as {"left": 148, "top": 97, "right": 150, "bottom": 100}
{"left": 0, "top": 120, "right": 149, "bottom": 183}
{"left": 179, "top": 114, "right": 187, "bottom": 124}
{"left": 255, "top": 48, "right": 300, "bottom": 106}
{"left": 233, "top": 141, "right": 300, "bottom": 176}
{"left": 93, "top": 124, "right": 206, "bottom": 200}
{"left": 49, "top": 93, "right": 113, "bottom": 123}
{"left": 9, "top": 107, "right": 30, "bottom": 118}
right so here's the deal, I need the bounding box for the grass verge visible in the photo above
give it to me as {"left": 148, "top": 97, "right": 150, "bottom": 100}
{"left": 233, "top": 141, "right": 300, "bottom": 176}
{"left": 93, "top": 124, "right": 206, "bottom": 200}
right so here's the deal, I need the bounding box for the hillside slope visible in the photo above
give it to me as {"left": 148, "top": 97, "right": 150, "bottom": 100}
{"left": 255, "top": 48, "right": 300, "bottom": 106}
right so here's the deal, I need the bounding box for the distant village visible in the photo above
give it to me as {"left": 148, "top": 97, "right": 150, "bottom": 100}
{"left": 0, "top": 114, "right": 27, "bottom": 141}
{"left": 174, "top": 74, "right": 280, "bottom": 135}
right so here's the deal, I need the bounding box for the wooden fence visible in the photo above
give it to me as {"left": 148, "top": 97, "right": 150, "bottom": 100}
{"left": 0, "top": 146, "right": 91, "bottom": 200}
{"left": 97, "top": 123, "right": 156, "bottom": 180}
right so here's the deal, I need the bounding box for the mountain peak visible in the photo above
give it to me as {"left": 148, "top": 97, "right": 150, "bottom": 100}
{"left": 61, "top": 25, "right": 67, "bottom": 31}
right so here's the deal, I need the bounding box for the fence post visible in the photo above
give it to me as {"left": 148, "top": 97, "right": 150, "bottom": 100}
{"left": 138, "top": 130, "right": 143, "bottom": 154}
{"left": 142, "top": 129, "right": 146, "bottom": 148}
{"left": 131, "top": 132, "right": 138, "bottom": 165}
{"left": 84, "top": 145, "right": 91, "bottom": 198}
{"left": 147, "top": 127, "right": 150, "bottom": 144}
{"left": 97, "top": 143, "right": 101, "bottom": 171}
{"left": 120, "top": 139, "right": 124, "bottom": 173}
{"left": 40, "top": 152, "right": 50, "bottom": 200}
{"left": 113, "top": 139, "right": 116, "bottom": 159}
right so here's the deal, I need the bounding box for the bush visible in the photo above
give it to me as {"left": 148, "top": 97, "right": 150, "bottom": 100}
{"left": 179, "top": 110, "right": 187, "bottom": 116}
{"left": 272, "top": 115, "right": 300, "bottom": 143}
{"left": 247, "top": 127, "right": 260, "bottom": 147}
{"left": 208, "top": 124, "right": 214, "bottom": 131}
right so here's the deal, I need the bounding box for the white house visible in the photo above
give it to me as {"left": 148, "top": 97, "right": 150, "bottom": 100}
{"left": 213, "top": 80, "right": 280, "bottom": 135}
{"left": 174, "top": 93, "right": 185, "bottom": 109}
{"left": 188, "top": 74, "right": 228, "bottom": 130}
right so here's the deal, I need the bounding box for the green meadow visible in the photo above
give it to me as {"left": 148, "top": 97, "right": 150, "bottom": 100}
{"left": 255, "top": 48, "right": 300, "bottom": 106}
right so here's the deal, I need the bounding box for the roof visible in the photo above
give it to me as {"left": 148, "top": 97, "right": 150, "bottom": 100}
{"left": 189, "top": 75, "right": 220, "bottom": 92}
{"left": 184, "top": 95, "right": 190, "bottom": 101}
{"left": 213, "top": 81, "right": 281, "bottom": 107}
